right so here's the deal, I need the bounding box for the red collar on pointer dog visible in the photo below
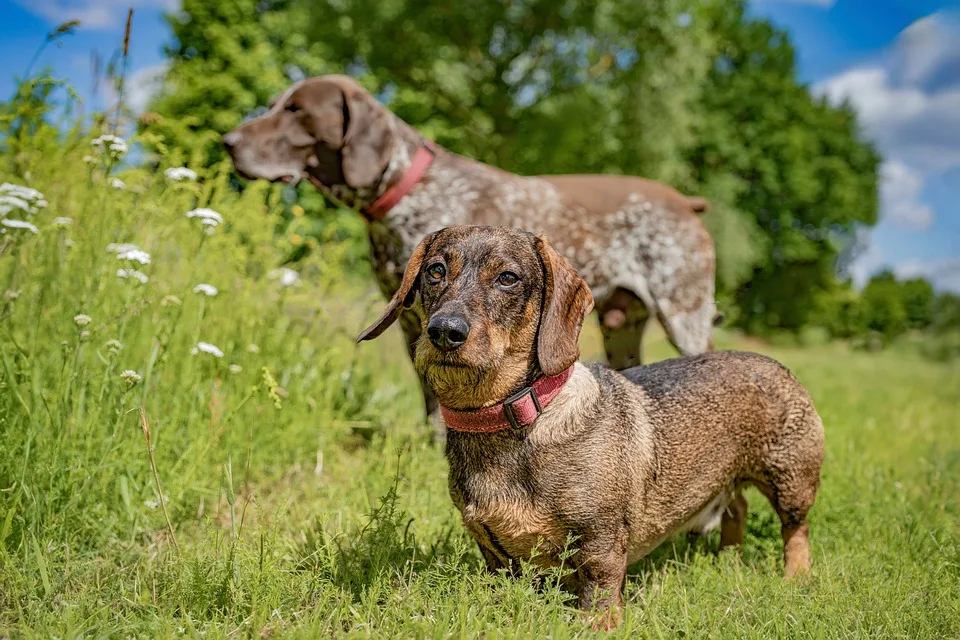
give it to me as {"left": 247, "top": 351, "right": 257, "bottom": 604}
{"left": 440, "top": 366, "right": 575, "bottom": 433}
{"left": 365, "top": 139, "right": 437, "bottom": 220}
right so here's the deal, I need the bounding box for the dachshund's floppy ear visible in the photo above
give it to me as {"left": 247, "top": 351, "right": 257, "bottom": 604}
{"left": 534, "top": 235, "right": 594, "bottom": 376}
{"left": 357, "top": 233, "right": 435, "bottom": 342}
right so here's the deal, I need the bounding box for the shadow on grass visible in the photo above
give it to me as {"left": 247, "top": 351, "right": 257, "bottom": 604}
{"left": 296, "top": 481, "right": 786, "bottom": 605}
{"left": 627, "top": 498, "right": 784, "bottom": 582}
{"left": 294, "top": 477, "right": 478, "bottom": 602}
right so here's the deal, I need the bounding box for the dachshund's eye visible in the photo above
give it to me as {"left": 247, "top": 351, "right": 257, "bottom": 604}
{"left": 496, "top": 271, "right": 520, "bottom": 288}
{"left": 285, "top": 102, "right": 300, "bottom": 113}
{"left": 425, "top": 263, "right": 446, "bottom": 283}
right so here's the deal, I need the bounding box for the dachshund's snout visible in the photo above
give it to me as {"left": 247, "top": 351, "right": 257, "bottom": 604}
{"left": 427, "top": 314, "right": 471, "bottom": 351}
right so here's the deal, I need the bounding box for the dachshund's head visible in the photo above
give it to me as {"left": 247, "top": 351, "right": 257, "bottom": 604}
{"left": 358, "top": 225, "right": 594, "bottom": 410}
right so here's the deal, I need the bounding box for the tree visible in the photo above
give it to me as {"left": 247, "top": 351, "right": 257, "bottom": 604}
{"left": 821, "top": 281, "right": 868, "bottom": 339}
{"left": 145, "top": 0, "right": 326, "bottom": 166}
{"left": 900, "top": 277, "right": 934, "bottom": 330}
{"left": 689, "top": 1, "right": 881, "bottom": 332}
{"left": 302, "top": 0, "right": 713, "bottom": 188}
{"left": 932, "top": 293, "right": 960, "bottom": 333}
{"left": 149, "top": 0, "right": 882, "bottom": 334}
{"left": 861, "top": 271, "right": 907, "bottom": 340}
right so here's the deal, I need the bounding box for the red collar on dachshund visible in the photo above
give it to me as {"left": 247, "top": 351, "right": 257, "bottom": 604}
{"left": 365, "top": 139, "right": 437, "bottom": 220}
{"left": 440, "top": 366, "right": 575, "bottom": 433}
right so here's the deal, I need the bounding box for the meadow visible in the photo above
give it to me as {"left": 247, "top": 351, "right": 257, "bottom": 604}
{"left": 0, "top": 129, "right": 958, "bottom": 639}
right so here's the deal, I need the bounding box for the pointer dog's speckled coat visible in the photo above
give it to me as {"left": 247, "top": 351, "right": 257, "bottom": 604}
{"left": 224, "top": 75, "right": 717, "bottom": 430}
{"left": 358, "top": 226, "right": 824, "bottom": 627}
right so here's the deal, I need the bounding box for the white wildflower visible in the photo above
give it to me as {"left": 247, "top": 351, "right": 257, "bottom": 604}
{"left": 200, "top": 218, "right": 219, "bottom": 227}
{"left": 269, "top": 267, "right": 300, "bottom": 287}
{"left": 0, "top": 183, "right": 43, "bottom": 201}
{"left": 0, "top": 195, "right": 31, "bottom": 215}
{"left": 106, "top": 242, "right": 139, "bottom": 254}
{"left": 111, "top": 178, "right": 126, "bottom": 190}
{"left": 0, "top": 186, "right": 45, "bottom": 217}
{"left": 52, "top": 217, "right": 73, "bottom": 228}
{"left": 228, "top": 364, "right": 243, "bottom": 374}
{"left": 185, "top": 208, "right": 223, "bottom": 226}
{"left": 82, "top": 155, "right": 96, "bottom": 165}
{"left": 117, "top": 249, "right": 151, "bottom": 265}
{"left": 91, "top": 134, "right": 128, "bottom": 157}
{"left": 165, "top": 167, "right": 197, "bottom": 182}
{"left": 247, "top": 343, "right": 260, "bottom": 354}
{"left": 1, "top": 219, "right": 39, "bottom": 234}
{"left": 191, "top": 341, "right": 224, "bottom": 358}
{"left": 73, "top": 313, "right": 92, "bottom": 326}
{"left": 106, "top": 339, "right": 123, "bottom": 354}
{"left": 5, "top": 289, "right": 20, "bottom": 300}
{"left": 120, "top": 369, "right": 142, "bottom": 388}
{"left": 116, "top": 268, "right": 149, "bottom": 284}
{"left": 192, "top": 283, "right": 218, "bottom": 297}
{"left": 79, "top": 330, "right": 90, "bottom": 341}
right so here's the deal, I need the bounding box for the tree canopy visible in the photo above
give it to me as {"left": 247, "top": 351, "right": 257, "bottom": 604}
{"left": 147, "top": 0, "right": 883, "bottom": 335}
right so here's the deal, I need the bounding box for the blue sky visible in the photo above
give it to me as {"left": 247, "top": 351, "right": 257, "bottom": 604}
{"left": 1, "top": 0, "right": 958, "bottom": 291}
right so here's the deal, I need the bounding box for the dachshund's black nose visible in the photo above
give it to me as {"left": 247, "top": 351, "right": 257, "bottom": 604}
{"left": 427, "top": 314, "right": 470, "bottom": 351}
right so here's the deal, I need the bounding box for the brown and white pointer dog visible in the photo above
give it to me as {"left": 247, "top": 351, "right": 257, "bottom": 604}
{"left": 357, "top": 225, "right": 824, "bottom": 628}
{"left": 223, "top": 75, "right": 717, "bottom": 426}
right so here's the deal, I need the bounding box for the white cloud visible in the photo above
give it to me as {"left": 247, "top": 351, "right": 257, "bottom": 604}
{"left": 815, "top": 11, "right": 960, "bottom": 172}
{"left": 894, "top": 12, "right": 960, "bottom": 91}
{"left": 14, "top": 0, "right": 178, "bottom": 30}
{"left": 817, "top": 10, "right": 960, "bottom": 290}
{"left": 97, "top": 62, "right": 168, "bottom": 115}
{"left": 879, "top": 161, "right": 934, "bottom": 230}
{"left": 895, "top": 257, "right": 960, "bottom": 293}
{"left": 126, "top": 62, "right": 168, "bottom": 113}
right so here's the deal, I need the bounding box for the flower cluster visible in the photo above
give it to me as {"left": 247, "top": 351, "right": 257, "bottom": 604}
{"left": 191, "top": 342, "right": 224, "bottom": 358}
{"left": 90, "top": 134, "right": 128, "bottom": 161}
{"left": 269, "top": 267, "right": 300, "bottom": 287}
{"left": 117, "top": 268, "right": 149, "bottom": 284}
{"left": 117, "top": 248, "right": 151, "bottom": 265}
{"left": 165, "top": 167, "right": 197, "bottom": 182}
{"left": 108, "top": 243, "right": 151, "bottom": 283}
{"left": 1, "top": 219, "right": 39, "bottom": 234}
{"left": 0, "top": 183, "right": 48, "bottom": 213}
{"left": 185, "top": 208, "right": 223, "bottom": 228}
{"left": 120, "top": 369, "right": 142, "bottom": 388}
{"left": 192, "top": 283, "right": 218, "bottom": 297}
{"left": 1, "top": 183, "right": 48, "bottom": 235}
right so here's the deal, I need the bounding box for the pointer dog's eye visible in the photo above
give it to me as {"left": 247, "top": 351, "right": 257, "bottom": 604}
{"left": 426, "top": 263, "right": 446, "bottom": 283}
{"left": 285, "top": 102, "right": 300, "bottom": 113}
{"left": 496, "top": 271, "right": 520, "bottom": 288}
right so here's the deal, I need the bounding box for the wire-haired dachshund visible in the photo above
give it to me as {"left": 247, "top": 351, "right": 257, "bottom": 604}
{"left": 358, "top": 225, "right": 824, "bottom": 628}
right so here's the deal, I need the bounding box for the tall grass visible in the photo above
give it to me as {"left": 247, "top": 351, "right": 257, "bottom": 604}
{"left": 0, "top": 109, "right": 427, "bottom": 630}
{"left": 1, "top": 95, "right": 959, "bottom": 638}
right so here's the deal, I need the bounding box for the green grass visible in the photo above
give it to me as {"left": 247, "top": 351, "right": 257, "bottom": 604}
{"left": 1, "top": 132, "right": 959, "bottom": 639}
